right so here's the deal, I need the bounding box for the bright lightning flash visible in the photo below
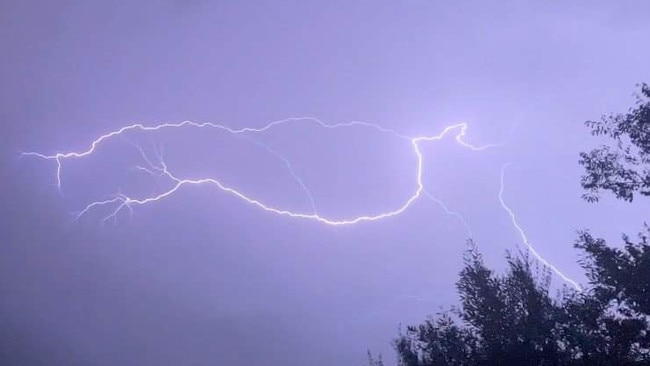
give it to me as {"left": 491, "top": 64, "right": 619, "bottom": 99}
{"left": 498, "top": 164, "right": 582, "bottom": 291}
{"left": 22, "top": 117, "right": 581, "bottom": 290}
{"left": 22, "top": 117, "right": 498, "bottom": 225}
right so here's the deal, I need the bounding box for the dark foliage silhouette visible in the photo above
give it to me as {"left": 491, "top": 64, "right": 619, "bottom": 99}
{"left": 580, "top": 83, "right": 650, "bottom": 203}
{"left": 389, "top": 246, "right": 650, "bottom": 365}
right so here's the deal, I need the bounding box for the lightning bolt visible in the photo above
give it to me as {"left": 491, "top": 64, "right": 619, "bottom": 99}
{"left": 21, "top": 117, "right": 498, "bottom": 225}
{"left": 236, "top": 134, "right": 319, "bottom": 215}
{"left": 498, "top": 163, "right": 582, "bottom": 291}
{"left": 22, "top": 117, "right": 581, "bottom": 290}
{"left": 422, "top": 189, "right": 474, "bottom": 239}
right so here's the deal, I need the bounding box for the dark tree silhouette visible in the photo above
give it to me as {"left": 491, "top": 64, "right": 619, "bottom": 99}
{"left": 576, "top": 82, "right": 650, "bottom": 363}
{"left": 579, "top": 83, "right": 650, "bottom": 203}
{"left": 389, "top": 245, "right": 650, "bottom": 365}
{"left": 392, "top": 247, "right": 566, "bottom": 365}
{"left": 576, "top": 227, "right": 650, "bottom": 315}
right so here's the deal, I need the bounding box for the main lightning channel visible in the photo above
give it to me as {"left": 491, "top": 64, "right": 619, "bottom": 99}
{"left": 498, "top": 164, "right": 582, "bottom": 291}
{"left": 23, "top": 117, "right": 582, "bottom": 289}
{"left": 22, "top": 117, "right": 497, "bottom": 226}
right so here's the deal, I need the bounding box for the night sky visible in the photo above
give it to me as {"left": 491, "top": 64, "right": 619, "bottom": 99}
{"left": 2, "top": 2, "right": 650, "bottom": 365}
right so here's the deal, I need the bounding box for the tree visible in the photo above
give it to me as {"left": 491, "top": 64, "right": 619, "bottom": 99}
{"left": 576, "top": 227, "right": 650, "bottom": 315}
{"left": 579, "top": 83, "right": 650, "bottom": 202}
{"left": 394, "top": 246, "right": 570, "bottom": 365}
{"left": 391, "top": 244, "right": 650, "bottom": 365}
{"left": 366, "top": 351, "right": 386, "bottom": 366}
{"left": 576, "top": 82, "right": 650, "bottom": 362}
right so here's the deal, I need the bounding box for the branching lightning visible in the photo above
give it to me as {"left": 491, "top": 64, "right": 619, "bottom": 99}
{"left": 22, "top": 117, "right": 498, "bottom": 225}
{"left": 22, "top": 116, "right": 581, "bottom": 290}
{"left": 498, "top": 163, "right": 582, "bottom": 291}
{"left": 422, "top": 189, "right": 474, "bottom": 239}
{"left": 236, "top": 134, "right": 319, "bottom": 215}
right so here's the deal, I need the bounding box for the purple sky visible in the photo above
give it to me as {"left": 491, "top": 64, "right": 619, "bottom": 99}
{"left": 3, "top": 1, "right": 650, "bottom": 365}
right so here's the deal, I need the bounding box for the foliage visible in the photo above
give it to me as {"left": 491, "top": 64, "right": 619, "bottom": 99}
{"left": 575, "top": 82, "right": 650, "bottom": 362}
{"left": 395, "top": 246, "right": 550, "bottom": 365}
{"left": 391, "top": 244, "right": 650, "bottom": 365}
{"left": 579, "top": 83, "right": 650, "bottom": 202}
{"left": 366, "top": 351, "right": 386, "bottom": 366}
{"left": 576, "top": 226, "right": 650, "bottom": 315}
